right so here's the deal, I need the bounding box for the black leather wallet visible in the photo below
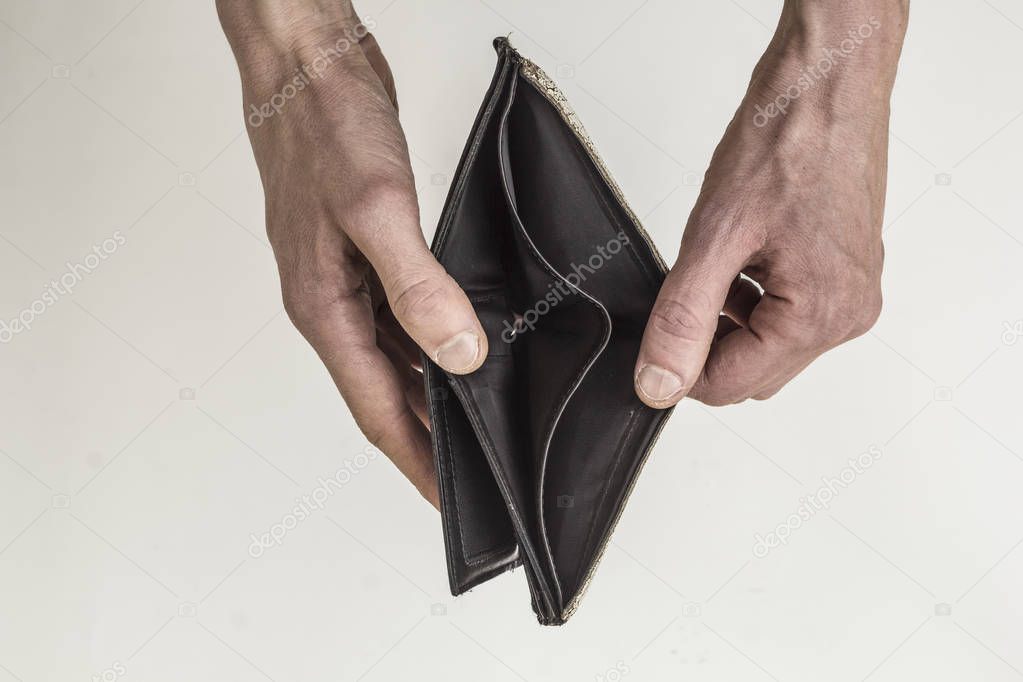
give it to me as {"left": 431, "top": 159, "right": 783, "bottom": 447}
{"left": 424, "top": 38, "right": 673, "bottom": 625}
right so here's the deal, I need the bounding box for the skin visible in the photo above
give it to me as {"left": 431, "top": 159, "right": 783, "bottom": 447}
{"left": 216, "top": 0, "right": 909, "bottom": 505}
{"left": 634, "top": 0, "right": 910, "bottom": 408}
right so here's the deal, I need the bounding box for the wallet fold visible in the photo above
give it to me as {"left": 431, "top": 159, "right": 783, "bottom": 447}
{"left": 424, "top": 37, "right": 673, "bottom": 625}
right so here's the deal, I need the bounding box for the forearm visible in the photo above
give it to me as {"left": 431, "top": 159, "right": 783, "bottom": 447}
{"left": 216, "top": 0, "right": 358, "bottom": 51}
{"left": 752, "top": 0, "right": 909, "bottom": 122}
{"left": 216, "top": 0, "right": 370, "bottom": 94}
{"left": 635, "top": 1, "right": 908, "bottom": 408}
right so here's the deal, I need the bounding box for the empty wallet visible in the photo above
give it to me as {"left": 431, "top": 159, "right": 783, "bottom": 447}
{"left": 423, "top": 37, "right": 673, "bottom": 625}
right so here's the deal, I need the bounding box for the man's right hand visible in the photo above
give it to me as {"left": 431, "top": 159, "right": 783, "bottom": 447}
{"left": 217, "top": 0, "right": 487, "bottom": 506}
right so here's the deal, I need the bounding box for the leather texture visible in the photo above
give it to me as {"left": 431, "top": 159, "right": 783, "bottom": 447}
{"left": 424, "top": 38, "right": 672, "bottom": 625}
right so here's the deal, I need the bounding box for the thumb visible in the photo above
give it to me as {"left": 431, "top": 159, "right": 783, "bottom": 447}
{"left": 634, "top": 232, "right": 748, "bottom": 408}
{"left": 384, "top": 254, "right": 488, "bottom": 374}
{"left": 358, "top": 32, "right": 398, "bottom": 110}
{"left": 340, "top": 179, "right": 488, "bottom": 376}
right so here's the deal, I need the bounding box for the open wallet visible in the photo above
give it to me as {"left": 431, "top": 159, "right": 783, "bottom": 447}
{"left": 422, "top": 37, "right": 674, "bottom": 625}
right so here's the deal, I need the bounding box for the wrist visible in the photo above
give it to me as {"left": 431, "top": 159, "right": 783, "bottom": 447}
{"left": 747, "top": 0, "right": 908, "bottom": 129}
{"left": 217, "top": 0, "right": 358, "bottom": 48}
{"left": 218, "top": 1, "right": 363, "bottom": 72}
{"left": 217, "top": 0, "right": 377, "bottom": 103}
{"left": 772, "top": 0, "right": 907, "bottom": 83}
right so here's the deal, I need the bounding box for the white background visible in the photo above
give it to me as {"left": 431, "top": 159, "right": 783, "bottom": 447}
{"left": 2, "top": 1, "right": 1022, "bottom": 680}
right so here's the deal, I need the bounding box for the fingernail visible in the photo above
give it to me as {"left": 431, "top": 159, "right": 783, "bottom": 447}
{"left": 636, "top": 364, "right": 684, "bottom": 403}
{"left": 435, "top": 331, "right": 481, "bottom": 373}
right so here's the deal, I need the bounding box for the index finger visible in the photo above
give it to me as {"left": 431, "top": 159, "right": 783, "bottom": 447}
{"left": 301, "top": 291, "right": 439, "bottom": 506}
{"left": 686, "top": 294, "right": 823, "bottom": 406}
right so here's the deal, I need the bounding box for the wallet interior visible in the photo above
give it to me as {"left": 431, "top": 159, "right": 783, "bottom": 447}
{"left": 425, "top": 38, "right": 671, "bottom": 624}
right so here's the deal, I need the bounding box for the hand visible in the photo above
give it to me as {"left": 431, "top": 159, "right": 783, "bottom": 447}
{"left": 217, "top": 1, "right": 488, "bottom": 505}
{"left": 634, "top": 0, "right": 908, "bottom": 408}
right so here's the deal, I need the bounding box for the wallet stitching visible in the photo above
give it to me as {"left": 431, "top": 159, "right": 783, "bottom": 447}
{"left": 497, "top": 70, "right": 616, "bottom": 614}
{"left": 437, "top": 387, "right": 470, "bottom": 566}
{"left": 575, "top": 408, "right": 639, "bottom": 590}
{"left": 565, "top": 117, "right": 662, "bottom": 291}
{"left": 433, "top": 54, "right": 515, "bottom": 259}
{"left": 438, "top": 376, "right": 516, "bottom": 568}
{"left": 434, "top": 39, "right": 675, "bottom": 621}
{"left": 467, "top": 291, "right": 501, "bottom": 305}
{"left": 430, "top": 53, "right": 521, "bottom": 579}
{"left": 428, "top": 366, "right": 464, "bottom": 588}
{"left": 506, "top": 73, "right": 665, "bottom": 619}
{"left": 514, "top": 72, "right": 665, "bottom": 293}
{"left": 429, "top": 63, "right": 560, "bottom": 617}
{"left": 450, "top": 376, "right": 559, "bottom": 618}
{"left": 565, "top": 406, "right": 674, "bottom": 620}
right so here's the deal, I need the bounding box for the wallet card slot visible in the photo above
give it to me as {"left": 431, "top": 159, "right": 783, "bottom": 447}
{"left": 428, "top": 38, "right": 674, "bottom": 624}
{"left": 504, "top": 70, "right": 672, "bottom": 609}
{"left": 447, "top": 366, "right": 559, "bottom": 619}
{"left": 497, "top": 67, "right": 614, "bottom": 616}
{"left": 431, "top": 362, "right": 517, "bottom": 567}
{"left": 425, "top": 49, "right": 540, "bottom": 602}
{"left": 428, "top": 47, "right": 563, "bottom": 619}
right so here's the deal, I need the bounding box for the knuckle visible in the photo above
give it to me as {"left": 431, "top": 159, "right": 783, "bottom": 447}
{"left": 281, "top": 285, "right": 321, "bottom": 330}
{"left": 688, "top": 199, "right": 767, "bottom": 255}
{"left": 701, "top": 393, "right": 736, "bottom": 407}
{"left": 345, "top": 176, "right": 417, "bottom": 228}
{"left": 849, "top": 291, "right": 883, "bottom": 338}
{"left": 280, "top": 270, "right": 366, "bottom": 333}
{"left": 753, "top": 387, "right": 781, "bottom": 401}
{"left": 769, "top": 238, "right": 884, "bottom": 347}
{"left": 688, "top": 378, "right": 748, "bottom": 407}
{"left": 648, "top": 296, "right": 713, "bottom": 344}
{"left": 698, "top": 390, "right": 748, "bottom": 407}
{"left": 360, "top": 419, "right": 389, "bottom": 450}
{"left": 774, "top": 298, "right": 826, "bottom": 346}
{"left": 354, "top": 399, "right": 407, "bottom": 452}
{"left": 390, "top": 275, "right": 450, "bottom": 323}
{"left": 336, "top": 178, "right": 420, "bottom": 262}
{"left": 735, "top": 220, "right": 769, "bottom": 256}
{"left": 785, "top": 279, "right": 882, "bottom": 347}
